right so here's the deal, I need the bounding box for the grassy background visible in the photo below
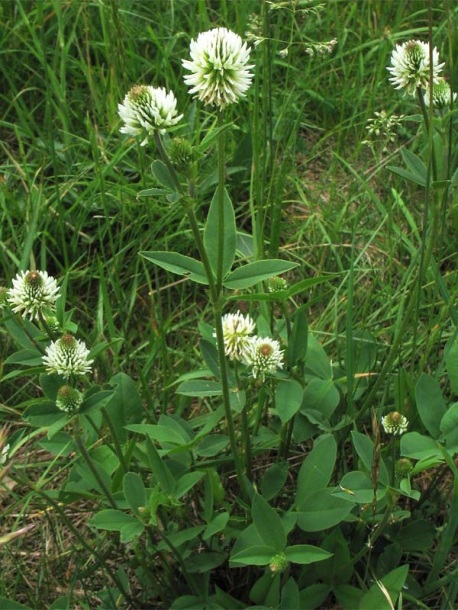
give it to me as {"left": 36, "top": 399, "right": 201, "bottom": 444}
{"left": 2, "top": 0, "right": 458, "bottom": 607}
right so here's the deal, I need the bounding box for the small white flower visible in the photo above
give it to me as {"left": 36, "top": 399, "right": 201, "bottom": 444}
{"left": 182, "top": 27, "right": 254, "bottom": 109}
{"left": 118, "top": 85, "right": 183, "bottom": 145}
{"left": 56, "top": 385, "right": 84, "bottom": 413}
{"left": 424, "top": 77, "right": 456, "bottom": 108}
{"left": 7, "top": 270, "right": 60, "bottom": 320}
{"left": 43, "top": 334, "right": 93, "bottom": 379}
{"left": 218, "top": 312, "right": 255, "bottom": 361}
{"left": 244, "top": 336, "right": 284, "bottom": 379}
{"left": 381, "top": 412, "right": 408, "bottom": 436}
{"left": 387, "top": 40, "right": 444, "bottom": 95}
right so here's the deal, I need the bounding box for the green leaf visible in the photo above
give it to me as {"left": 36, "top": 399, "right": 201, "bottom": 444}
{"left": 261, "top": 461, "right": 289, "bottom": 501}
{"left": 351, "top": 431, "right": 389, "bottom": 485}
{"left": 140, "top": 251, "right": 208, "bottom": 285}
{"left": 89, "top": 509, "right": 139, "bottom": 532}
{"left": 388, "top": 163, "right": 426, "bottom": 186}
{"left": 296, "top": 488, "right": 354, "bottom": 532}
{"left": 126, "top": 424, "right": 188, "bottom": 446}
{"left": 358, "top": 565, "right": 409, "bottom": 610}
{"left": 123, "top": 472, "right": 146, "bottom": 516}
{"left": 301, "top": 378, "right": 340, "bottom": 422}
{"left": 400, "top": 432, "right": 442, "bottom": 460}
{"left": 415, "top": 373, "right": 446, "bottom": 438}
{"left": 286, "top": 309, "right": 308, "bottom": 367}
{"left": 401, "top": 149, "right": 427, "bottom": 183}
{"left": 252, "top": 494, "right": 287, "bottom": 552}
{"left": 203, "top": 512, "right": 230, "bottom": 541}
{"left": 175, "top": 471, "right": 205, "bottom": 499}
{"left": 296, "top": 435, "right": 337, "bottom": 508}
{"left": 280, "top": 578, "right": 300, "bottom": 610}
{"left": 445, "top": 335, "right": 458, "bottom": 395}
{"left": 440, "top": 402, "right": 458, "bottom": 452}
{"left": 204, "top": 187, "right": 236, "bottom": 279}
{"left": 145, "top": 436, "right": 176, "bottom": 494}
{"left": 151, "top": 159, "right": 177, "bottom": 191}
{"left": 120, "top": 520, "right": 145, "bottom": 543}
{"left": 274, "top": 379, "right": 304, "bottom": 424}
{"left": 285, "top": 544, "right": 332, "bottom": 564}
{"left": 335, "top": 471, "right": 386, "bottom": 504}
{"left": 306, "top": 333, "right": 332, "bottom": 379}
{"left": 4, "top": 349, "right": 43, "bottom": 366}
{"left": 176, "top": 380, "right": 222, "bottom": 397}
{"left": 223, "top": 260, "right": 297, "bottom": 290}
{"left": 230, "top": 545, "right": 277, "bottom": 566}
{"left": 105, "top": 372, "right": 143, "bottom": 443}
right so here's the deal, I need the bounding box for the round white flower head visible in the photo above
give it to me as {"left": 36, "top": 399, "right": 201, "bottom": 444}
{"left": 118, "top": 85, "right": 183, "bottom": 145}
{"left": 56, "top": 385, "right": 84, "bottom": 413}
{"left": 387, "top": 40, "right": 444, "bottom": 95}
{"left": 424, "top": 77, "right": 456, "bottom": 109}
{"left": 381, "top": 411, "right": 408, "bottom": 436}
{"left": 219, "top": 311, "right": 255, "bottom": 360}
{"left": 244, "top": 336, "right": 284, "bottom": 380}
{"left": 43, "top": 334, "right": 93, "bottom": 379}
{"left": 182, "top": 27, "right": 254, "bottom": 109}
{"left": 7, "top": 270, "right": 60, "bottom": 320}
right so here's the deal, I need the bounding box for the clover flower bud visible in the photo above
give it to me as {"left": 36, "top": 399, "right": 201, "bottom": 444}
{"left": 168, "top": 137, "right": 194, "bottom": 170}
{"left": 56, "top": 385, "right": 84, "bottom": 414}
{"left": 424, "top": 77, "right": 456, "bottom": 109}
{"left": 267, "top": 276, "right": 288, "bottom": 293}
{"left": 269, "top": 553, "right": 289, "bottom": 573}
{"left": 395, "top": 457, "right": 414, "bottom": 479}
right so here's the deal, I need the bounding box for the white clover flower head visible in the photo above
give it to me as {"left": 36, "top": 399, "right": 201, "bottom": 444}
{"left": 118, "top": 85, "right": 183, "bottom": 145}
{"left": 424, "top": 77, "right": 456, "bottom": 108}
{"left": 56, "top": 385, "right": 84, "bottom": 413}
{"left": 182, "top": 27, "right": 254, "bottom": 109}
{"left": 43, "top": 334, "right": 93, "bottom": 379}
{"left": 219, "top": 311, "right": 255, "bottom": 360}
{"left": 7, "top": 270, "right": 60, "bottom": 320}
{"left": 244, "top": 336, "right": 284, "bottom": 379}
{"left": 381, "top": 411, "right": 408, "bottom": 436}
{"left": 387, "top": 40, "right": 444, "bottom": 95}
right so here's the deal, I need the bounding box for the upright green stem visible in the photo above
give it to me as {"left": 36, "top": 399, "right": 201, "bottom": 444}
{"left": 216, "top": 110, "right": 226, "bottom": 293}
{"left": 154, "top": 128, "right": 249, "bottom": 501}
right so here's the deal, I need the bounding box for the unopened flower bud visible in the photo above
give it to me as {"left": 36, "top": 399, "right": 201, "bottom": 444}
{"left": 56, "top": 385, "right": 84, "bottom": 413}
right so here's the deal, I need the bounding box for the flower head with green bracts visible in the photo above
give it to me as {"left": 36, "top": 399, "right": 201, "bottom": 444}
{"left": 381, "top": 411, "right": 408, "bottom": 436}
{"left": 424, "top": 77, "right": 456, "bottom": 109}
{"left": 56, "top": 385, "right": 84, "bottom": 413}
{"left": 118, "top": 85, "right": 183, "bottom": 145}
{"left": 220, "top": 312, "right": 255, "bottom": 361}
{"left": 244, "top": 336, "right": 284, "bottom": 380}
{"left": 43, "top": 334, "right": 93, "bottom": 379}
{"left": 7, "top": 270, "right": 60, "bottom": 321}
{"left": 182, "top": 27, "right": 254, "bottom": 109}
{"left": 387, "top": 40, "right": 444, "bottom": 96}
